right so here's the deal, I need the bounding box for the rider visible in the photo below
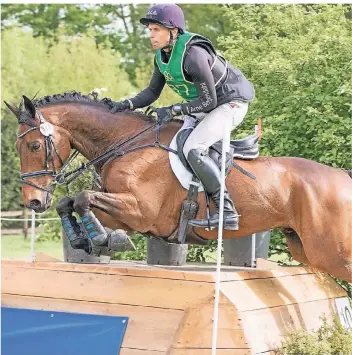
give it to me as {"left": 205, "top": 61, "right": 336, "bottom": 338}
{"left": 111, "top": 4, "right": 255, "bottom": 231}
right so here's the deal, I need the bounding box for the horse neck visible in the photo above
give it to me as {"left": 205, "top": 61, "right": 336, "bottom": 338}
{"left": 41, "top": 103, "right": 151, "bottom": 160}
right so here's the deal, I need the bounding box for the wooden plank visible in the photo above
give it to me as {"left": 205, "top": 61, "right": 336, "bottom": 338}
{"left": 219, "top": 266, "right": 321, "bottom": 282}
{"left": 170, "top": 350, "right": 251, "bottom": 355}
{"left": 173, "top": 295, "right": 248, "bottom": 349}
{"left": 0, "top": 259, "right": 319, "bottom": 283}
{"left": 2, "top": 294, "right": 184, "bottom": 353}
{"left": 120, "top": 350, "right": 165, "bottom": 355}
{"left": 2, "top": 263, "right": 214, "bottom": 310}
{"left": 1, "top": 260, "right": 216, "bottom": 282}
{"left": 1, "top": 210, "right": 23, "bottom": 217}
{"left": 220, "top": 273, "right": 346, "bottom": 312}
{"left": 240, "top": 298, "right": 338, "bottom": 353}
{"left": 174, "top": 304, "right": 249, "bottom": 349}
{"left": 256, "top": 258, "right": 283, "bottom": 270}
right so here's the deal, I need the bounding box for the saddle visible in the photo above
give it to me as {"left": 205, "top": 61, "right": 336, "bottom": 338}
{"left": 168, "top": 128, "right": 259, "bottom": 245}
{"left": 176, "top": 128, "right": 259, "bottom": 174}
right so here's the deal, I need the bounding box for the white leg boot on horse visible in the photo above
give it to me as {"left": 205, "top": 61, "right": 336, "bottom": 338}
{"left": 183, "top": 101, "right": 248, "bottom": 230}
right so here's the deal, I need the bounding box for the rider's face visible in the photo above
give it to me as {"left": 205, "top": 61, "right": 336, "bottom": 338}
{"left": 148, "top": 23, "right": 176, "bottom": 50}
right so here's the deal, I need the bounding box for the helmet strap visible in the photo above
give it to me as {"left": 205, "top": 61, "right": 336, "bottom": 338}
{"left": 161, "top": 30, "right": 174, "bottom": 52}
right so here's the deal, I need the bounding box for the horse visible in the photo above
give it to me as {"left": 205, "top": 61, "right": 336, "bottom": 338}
{"left": 4, "top": 92, "right": 352, "bottom": 282}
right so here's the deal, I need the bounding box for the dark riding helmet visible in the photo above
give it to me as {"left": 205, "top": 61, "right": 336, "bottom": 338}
{"left": 140, "top": 3, "right": 185, "bottom": 33}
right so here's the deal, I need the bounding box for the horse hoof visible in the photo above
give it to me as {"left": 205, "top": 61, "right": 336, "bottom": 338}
{"left": 108, "top": 229, "right": 136, "bottom": 252}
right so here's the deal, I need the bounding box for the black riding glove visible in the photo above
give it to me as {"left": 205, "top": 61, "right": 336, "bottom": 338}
{"left": 156, "top": 104, "right": 183, "bottom": 124}
{"left": 110, "top": 100, "right": 131, "bottom": 113}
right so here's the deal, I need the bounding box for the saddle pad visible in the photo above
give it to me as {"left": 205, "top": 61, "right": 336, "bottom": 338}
{"left": 169, "top": 116, "right": 204, "bottom": 192}
{"left": 169, "top": 128, "right": 204, "bottom": 192}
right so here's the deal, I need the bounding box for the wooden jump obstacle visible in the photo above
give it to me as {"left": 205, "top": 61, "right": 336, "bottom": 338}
{"left": 2, "top": 258, "right": 348, "bottom": 355}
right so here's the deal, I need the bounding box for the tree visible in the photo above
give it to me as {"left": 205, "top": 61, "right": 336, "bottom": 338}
{"left": 1, "top": 27, "right": 134, "bottom": 211}
{"left": 219, "top": 4, "right": 351, "bottom": 168}
{"left": 1, "top": 4, "right": 238, "bottom": 83}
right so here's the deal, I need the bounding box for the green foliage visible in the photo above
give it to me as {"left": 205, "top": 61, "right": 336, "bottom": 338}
{"left": 333, "top": 278, "right": 352, "bottom": 300}
{"left": 1, "top": 27, "right": 134, "bottom": 214}
{"left": 186, "top": 241, "right": 218, "bottom": 263}
{"left": 35, "top": 208, "right": 62, "bottom": 243}
{"left": 220, "top": 4, "right": 351, "bottom": 168}
{"left": 1, "top": 4, "right": 236, "bottom": 83}
{"left": 269, "top": 229, "right": 291, "bottom": 263}
{"left": 274, "top": 314, "right": 352, "bottom": 355}
{"left": 1, "top": 26, "right": 133, "bottom": 106}
{"left": 111, "top": 232, "right": 147, "bottom": 261}
{"left": 1, "top": 114, "right": 22, "bottom": 210}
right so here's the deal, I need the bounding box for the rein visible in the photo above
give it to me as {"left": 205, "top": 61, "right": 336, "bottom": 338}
{"left": 17, "top": 106, "right": 178, "bottom": 194}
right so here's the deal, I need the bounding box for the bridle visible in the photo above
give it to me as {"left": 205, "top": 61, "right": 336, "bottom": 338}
{"left": 16, "top": 106, "right": 178, "bottom": 198}
{"left": 17, "top": 109, "right": 64, "bottom": 197}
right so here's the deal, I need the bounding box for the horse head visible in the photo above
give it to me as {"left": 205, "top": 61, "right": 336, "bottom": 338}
{"left": 4, "top": 95, "right": 71, "bottom": 212}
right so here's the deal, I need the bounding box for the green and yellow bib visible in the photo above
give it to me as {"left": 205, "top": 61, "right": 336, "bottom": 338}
{"left": 155, "top": 32, "right": 211, "bottom": 102}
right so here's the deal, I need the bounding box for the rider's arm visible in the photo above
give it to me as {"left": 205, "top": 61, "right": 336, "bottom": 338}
{"left": 129, "top": 58, "right": 166, "bottom": 109}
{"left": 179, "top": 45, "right": 218, "bottom": 115}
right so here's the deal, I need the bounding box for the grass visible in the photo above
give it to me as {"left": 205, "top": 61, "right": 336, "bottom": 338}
{"left": 1, "top": 234, "right": 63, "bottom": 260}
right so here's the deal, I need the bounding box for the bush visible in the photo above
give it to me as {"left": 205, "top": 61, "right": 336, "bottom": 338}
{"left": 274, "top": 315, "right": 352, "bottom": 355}
{"left": 219, "top": 5, "right": 351, "bottom": 168}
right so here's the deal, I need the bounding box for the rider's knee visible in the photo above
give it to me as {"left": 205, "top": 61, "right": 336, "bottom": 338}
{"left": 183, "top": 142, "right": 208, "bottom": 160}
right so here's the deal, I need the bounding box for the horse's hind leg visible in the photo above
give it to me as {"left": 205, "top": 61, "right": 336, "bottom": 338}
{"left": 326, "top": 264, "right": 352, "bottom": 282}
{"left": 297, "top": 210, "right": 352, "bottom": 282}
{"left": 284, "top": 229, "right": 310, "bottom": 265}
{"left": 286, "top": 228, "right": 352, "bottom": 281}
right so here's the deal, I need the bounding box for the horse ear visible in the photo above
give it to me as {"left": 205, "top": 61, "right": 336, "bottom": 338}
{"left": 3, "top": 101, "right": 20, "bottom": 118}
{"left": 22, "top": 95, "right": 36, "bottom": 118}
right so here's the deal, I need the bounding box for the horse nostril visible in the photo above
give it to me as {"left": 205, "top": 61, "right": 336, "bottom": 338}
{"left": 28, "top": 199, "right": 41, "bottom": 210}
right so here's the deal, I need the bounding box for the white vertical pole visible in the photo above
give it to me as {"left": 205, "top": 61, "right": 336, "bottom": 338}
{"left": 251, "top": 233, "right": 256, "bottom": 268}
{"left": 211, "top": 130, "right": 231, "bottom": 355}
{"left": 251, "top": 125, "right": 260, "bottom": 269}
{"left": 31, "top": 210, "right": 36, "bottom": 262}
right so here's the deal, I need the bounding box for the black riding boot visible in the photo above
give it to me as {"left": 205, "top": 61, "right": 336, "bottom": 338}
{"left": 186, "top": 148, "right": 239, "bottom": 230}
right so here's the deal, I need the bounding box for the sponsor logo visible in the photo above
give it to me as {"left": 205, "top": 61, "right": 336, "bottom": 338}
{"left": 164, "top": 71, "right": 174, "bottom": 81}
{"left": 147, "top": 10, "right": 158, "bottom": 16}
{"left": 191, "top": 105, "right": 203, "bottom": 113}
{"left": 200, "top": 82, "right": 213, "bottom": 108}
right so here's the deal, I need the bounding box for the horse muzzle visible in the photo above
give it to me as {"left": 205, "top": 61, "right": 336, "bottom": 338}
{"left": 27, "top": 192, "right": 53, "bottom": 213}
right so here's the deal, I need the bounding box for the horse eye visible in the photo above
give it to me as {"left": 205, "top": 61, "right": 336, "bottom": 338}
{"left": 29, "top": 141, "right": 41, "bottom": 152}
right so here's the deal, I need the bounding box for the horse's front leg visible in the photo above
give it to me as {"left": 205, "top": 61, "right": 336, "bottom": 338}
{"left": 56, "top": 196, "right": 91, "bottom": 254}
{"left": 74, "top": 189, "right": 159, "bottom": 234}
{"left": 72, "top": 190, "right": 136, "bottom": 255}
{"left": 56, "top": 192, "right": 135, "bottom": 256}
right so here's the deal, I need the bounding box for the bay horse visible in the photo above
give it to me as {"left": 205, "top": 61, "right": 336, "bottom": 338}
{"left": 5, "top": 92, "right": 352, "bottom": 282}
